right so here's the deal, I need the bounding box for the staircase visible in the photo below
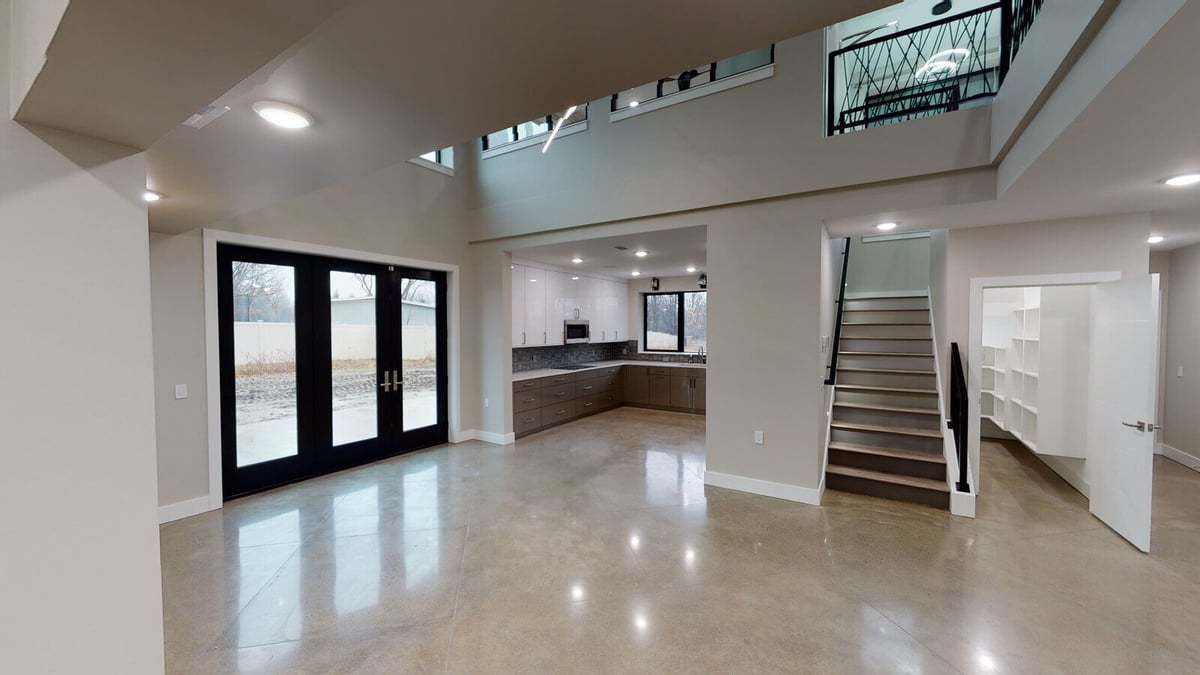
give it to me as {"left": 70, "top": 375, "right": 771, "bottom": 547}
{"left": 826, "top": 294, "right": 950, "bottom": 509}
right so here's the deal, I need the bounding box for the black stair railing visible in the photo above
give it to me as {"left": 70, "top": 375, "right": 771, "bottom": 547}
{"left": 828, "top": 0, "right": 1043, "bottom": 136}
{"left": 949, "top": 342, "right": 970, "bottom": 492}
{"left": 824, "top": 238, "right": 851, "bottom": 386}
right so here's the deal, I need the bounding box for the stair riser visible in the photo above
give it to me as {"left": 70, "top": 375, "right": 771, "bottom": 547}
{"left": 829, "top": 450, "right": 946, "bottom": 481}
{"left": 827, "top": 473, "right": 950, "bottom": 509}
{"left": 836, "top": 371, "right": 937, "bottom": 389}
{"left": 842, "top": 309, "right": 929, "bottom": 323}
{"left": 835, "top": 389, "right": 939, "bottom": 410}
{"left": 831, "top": 428, "right": 943, "bottom": 454}
{"left": 839, "top": 354, "right": 935, "bottom": 371}
{"left": 840, "top": 338, "right": 932, "bottom": 354}
{"left": 833, "top": 406, "right": 941, "bottom": 430}
{"left": 843, "top": 298, "right": 929, "bottom": 312}
{"left": 840, "top": 324, "right": 931, "bottom": 338}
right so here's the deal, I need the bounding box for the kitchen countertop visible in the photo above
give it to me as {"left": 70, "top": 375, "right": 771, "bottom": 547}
{"left": 512, "top": 359, "right": 706, "bottom": 382}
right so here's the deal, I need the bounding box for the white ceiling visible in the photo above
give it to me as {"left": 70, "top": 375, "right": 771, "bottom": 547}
{"left": 117, "top": 0, "right": 888, "bottom": 233}
{"left": 514, "top": 225, "right": 707, "bottom": 280}
{"left": 825, "top": 0, "right": 1200, "bottom": 252}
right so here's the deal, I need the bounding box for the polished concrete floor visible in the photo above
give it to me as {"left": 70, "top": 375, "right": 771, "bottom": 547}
{"left": 161, "top": 407, "right": 1200, "bottom": 673}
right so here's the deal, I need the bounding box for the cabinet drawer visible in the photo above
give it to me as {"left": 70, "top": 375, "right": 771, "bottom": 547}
{"left": 514, "top": 409, "right": 542, "bottom": 435}
{"left": 513, "top": 378, "right": 541, "bottom": 392}
{"left": 576, "top": 380, "right": 601, "bottom": 396}
{"left": 514, "top": 389, "right": 542, "bottom": 413}
{"left": 599, "top": 374, "right": 623, "bottom": 392}
{"left": 576, "top": 369, "right": 601, "bottom": 382}
{"left": 599, "top": 367, "right": 623, "bottom": 377}
{"left": 599, "top": 390, "right": 622, "bottom": 408}
{"left": 541, "top": 382, "right": 575, "bottom": 401}
{"left": 577, "top": 394, "right": 602, "bottom": 415}
{"left": 671, "top": 367, "right": 705, "bottom": 378}
{"left": 540, "top": 400, "right": 576, "bottom": 424}
{"left": 647, "top": 366, "right": 671, "bottom": 376}
{"left": 540, "top": 373, "right": 576, "bottom": 387}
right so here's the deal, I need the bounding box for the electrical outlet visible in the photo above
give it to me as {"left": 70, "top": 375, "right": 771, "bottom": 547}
{"left": 1178, "top": 366, "right": 1185, "bottom": 378}
{"left": 484, "top": 398, "right": 489, "bottom": 408}
{"left": 175, "top": 384, "right": 188, "bottom": 400}
{"left": 754, "top": 430, "right": 764, "bottom": 445}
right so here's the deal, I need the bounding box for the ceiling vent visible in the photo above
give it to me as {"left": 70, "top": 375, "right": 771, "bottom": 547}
{"left": 613, "top": 245, "right": 629, "bottom": 251}
{"left": 183, "top": 105, "right": 232, "bottom": 129}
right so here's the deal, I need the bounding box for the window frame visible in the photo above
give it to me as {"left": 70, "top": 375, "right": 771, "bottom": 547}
{"left": 642, "top": 290, "right": 707, "bottom": 353}
{"left": 479, "top": 105, "right": 590, "bottom": 154}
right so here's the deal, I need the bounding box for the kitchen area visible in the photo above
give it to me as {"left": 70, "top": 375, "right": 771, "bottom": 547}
{"left": 510, "top": 226, "right": 708, "bottom": 437}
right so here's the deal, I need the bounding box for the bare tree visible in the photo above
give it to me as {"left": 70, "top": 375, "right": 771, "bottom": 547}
{"left": 231, "top": 261, "right": 289, "bottom": 321}
{"left": 352, "top": 273, "right": 376, "bottom": 297}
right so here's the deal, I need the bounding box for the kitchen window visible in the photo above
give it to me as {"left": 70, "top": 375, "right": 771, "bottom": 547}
{"left": 643, "top": 291, "right": 706, "bottom": 352}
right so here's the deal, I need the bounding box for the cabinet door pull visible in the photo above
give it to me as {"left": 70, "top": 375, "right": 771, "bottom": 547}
{"left": 584, "top": 402, "right": 593, "bottom": 408}
{"left": 523, "top": 417, "right": 535, "bottom": 424}
{"left": 583, "top": 385, "right": 593, "bottom": 391}
{"left": 555, "top": 391, "right": 567, "bottom": 397}
{"left": 556, "top": 409, "right": 567, "bottom": 415}
{"left": 523, "top": 397, "right": 536, "bottom": 403}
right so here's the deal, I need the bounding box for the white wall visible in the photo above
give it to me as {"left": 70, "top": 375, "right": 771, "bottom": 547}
{"left": 468, "top": 29, "right": 993, "bottom": 241}
{"left": 149, "top": 150, "right": 474, "bottom": 510}
{"left": 1, "top": 3, "right": 164, "bottom": 670}
{"left": 1162, "top": 243, "right": 1200, "bottom": 460}
{"left": 845, "top": 234, "right": 931, "bottom": 294}
{"left": 7, "top": 0, "right": 69, "bottom": 116}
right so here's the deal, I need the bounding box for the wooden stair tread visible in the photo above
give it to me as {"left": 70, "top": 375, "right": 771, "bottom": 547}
{"left": 831, "top": 421, "right": 943, "bottom": 439}
{"left": 842, "top": 322, "right": 931, "bottom": 326}
{"left": 841, "top": 336, "right": 933, "bottom": 341}
{"left": 845, "top": 294, "right": 928, "bottom": 300}
{"left": 835, "top": 384, "right": 938, "bottom": 395}
{"left": 840, "top": 351, "right": 934, "bottom": 357}
{"left": 834, "top": 401, "right": 940, "bottom": 415}
{"left": 837, "top": 367, "right": 935, "bottom": 375}
{"left": 827, "top": 464, "right": 949, "bottom": 492}
{"left": 829, "top": 441, "right": 946, "bottom": 464}
{"left": 843, "top": 308, "right": 928, "bottom": 312}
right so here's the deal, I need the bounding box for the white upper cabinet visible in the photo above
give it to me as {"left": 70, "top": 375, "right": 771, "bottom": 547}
{"left": 512, "top": 262, "right": 628, "bottom": 347}
{"left": 512, "top": 264, "right": 527, "bottom": 347}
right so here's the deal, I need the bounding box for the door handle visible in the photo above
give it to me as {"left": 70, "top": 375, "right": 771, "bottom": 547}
{"left": 394, "top": 370, "right": 402, "bottom": 389}
{"left": 522, "top": 331, "right": 526, "bottom": 346}
{"left": 379, "top": 370, "right": 392, "bottom": 392}
{"left": 1122, "top": 421, "right": 1147, "bottom": 432}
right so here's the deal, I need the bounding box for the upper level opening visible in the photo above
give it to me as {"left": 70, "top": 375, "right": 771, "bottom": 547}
{"left": 827, "top": 0, "right": 1044, "bottom": 135}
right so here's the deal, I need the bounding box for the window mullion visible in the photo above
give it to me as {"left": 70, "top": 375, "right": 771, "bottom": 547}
{"left": 677, "top": 292, "right": 685, "bottom": 352}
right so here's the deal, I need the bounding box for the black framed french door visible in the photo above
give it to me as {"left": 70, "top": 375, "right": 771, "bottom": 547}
{"left": 218, "top": 244, "right": 448, "bottom": 499}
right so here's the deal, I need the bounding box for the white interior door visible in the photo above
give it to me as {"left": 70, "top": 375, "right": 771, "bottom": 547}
{"left": 1087, "top": 275, "right": 1160, "bottom": 552}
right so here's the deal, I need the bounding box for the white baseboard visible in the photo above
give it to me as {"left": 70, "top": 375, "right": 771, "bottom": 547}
{"left": 703, "top": 470, "right": 822, "bottom": 506}
{"left": 845, "top": 290, "right": 928, "bottom": 299}
{"left": 1037, "top": 454, "right": 1090, "bottom": 498}
{"left": 449, "top": 429, "right": 475, "bottom": 443}
{"left": 1162, "top": 444, "right": 1200, "bottom": 471}
{"left": 465, "top": 429, "right": 514, "bottom": 446}
{"left": 158, "top": 496, "right": 214, "bottom": 524}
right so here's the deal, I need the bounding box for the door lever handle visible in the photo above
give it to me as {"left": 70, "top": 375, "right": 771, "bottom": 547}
{"left": 379, "top": 370, "right": 392, "bottom": 392}
{"left": 1122, "top": 421, "right": 1146, "bottom": 432}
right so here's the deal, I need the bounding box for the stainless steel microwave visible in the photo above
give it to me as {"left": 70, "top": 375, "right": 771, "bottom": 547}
{"left": 564, "top": 320, "right": 590, "bottom": 344}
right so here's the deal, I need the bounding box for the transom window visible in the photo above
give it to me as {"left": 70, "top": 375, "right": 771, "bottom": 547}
{"left": 418, "top": 147, "right": 454, "bottom": 169}
{"left": 643, "top": 291, "right": 707, "bottom": 353}
{"left": 481, "top": 105, "right": 588, "bottom": 151}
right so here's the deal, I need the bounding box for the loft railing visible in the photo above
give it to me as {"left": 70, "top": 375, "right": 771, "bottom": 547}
{"left": 824, "top": 238, "right": 851, "bottom": 386}
{"left": 828, "top": 2, "right": 1029, "bottom": 135}
{"left": 949, "top": 342, "right": 970, "bottom": 493}
{"left": 610, "top": 45, "right": 775, "bottom": 112}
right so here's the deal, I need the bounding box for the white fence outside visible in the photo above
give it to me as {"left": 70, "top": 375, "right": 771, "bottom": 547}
{"left": 233, "top": 322, "right": 436, "bottom": 364}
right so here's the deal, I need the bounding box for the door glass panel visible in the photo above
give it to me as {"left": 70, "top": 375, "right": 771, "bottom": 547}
{"left": 683, "top": 291, "right": 707, "bottom": 352}
{"left": 330, "top": 271, "right": 379, "bottom": 446}
{"left": 401, "top": 278, "right": 439, "bottom": 431}
{"left": 232, "top": 261, "right": 298, "bottom": 467}
{"left": 645, "top": 294, "right": 679, "bottom": 350}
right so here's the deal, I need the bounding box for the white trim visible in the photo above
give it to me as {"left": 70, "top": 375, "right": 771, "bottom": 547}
{"left": 158, "top": 496, "right": 213, "bottom": 524}
{"left": 407, "top": 156, "right": 455, "bottom": 176}
{"left": 1036, "top": 454, "right": 1090, "bottom": 498}
{"left": 481, "top": 121, "right": 588, "bottom": 160}
{"left": 928, "top": 284, "right": 977, "bottom": 518}
{"left": 967, "top": 271, "right": 1122, "bottom": 500}
{"left": 862, "top": 231, "right": 932, "bottom": 243}
{"left": 950, "top": 490, "right": 976, "bottom": 518}
{"left": 477, "top": 430, "right": 515, "bottom": 446}
{"left": 844, "top": 290, "right": 928, "bottom": 299}
{"left": 703, "top": 470, "right": 823, "bottom": 506}
{"left": 1162, "top": 444, "right": 1200, "bottom": 472}
{"left": 611, "top": 65, "right": 775, "bottom": 122}
{"left": 202, "top": 229, "right": 464, "bottom": 509}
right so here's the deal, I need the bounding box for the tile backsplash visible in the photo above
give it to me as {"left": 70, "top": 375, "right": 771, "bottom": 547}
{"left": 513, "top": 341, "right": 705, "bottom": 372}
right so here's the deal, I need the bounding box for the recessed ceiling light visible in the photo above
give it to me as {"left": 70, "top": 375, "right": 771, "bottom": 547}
{"left": 635, "top": 250, "right": 649, "bottom": 257}
{"left": 571, "top": 276, "right": 580, "bottom": 280}
{"left": 252, "top": 101, "right": 313, "bottom": 129}
{"left": 1165, "top": 174, "right": 1200, "bottom": 187}
{"left": 143, "top": 190, "right": 163, "bottom": 202}
{"left": 629, "top": 100, "right": 640, "bottom": 108}
{"left": 571, "top": 257, "right": 583, "bottom": 263}
{"left": 876, "top": 222, "right": 898, "bottom": 231}
{"left": 686, "top": 266, "right": 697, "bottom": 273}
{"left": 632, "top": 271, "right": 641, "bottom": 277}
{"left": 1148, "top": 235, "right": 1165, "bottom": 244}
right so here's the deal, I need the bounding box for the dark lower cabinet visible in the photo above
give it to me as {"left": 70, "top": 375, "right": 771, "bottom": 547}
{"left": 648, "top": 373, "right": 671, "bottom": 407}
{"left": 624, "top": 366, "right": 649, "bottom": 404}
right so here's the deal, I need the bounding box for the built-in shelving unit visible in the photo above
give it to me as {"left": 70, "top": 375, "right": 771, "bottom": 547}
{"left": 980, "top": 285, "right": 1090, "bottom": 459}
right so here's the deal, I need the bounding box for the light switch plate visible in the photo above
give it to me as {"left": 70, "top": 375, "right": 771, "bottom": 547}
{"left": 175, "top": 384, "right": 188, "bottom": 400}
{"left": 1178, "top": 366, "right": 1185, "bottom": 378}
{"left": 754, "top": 430, "right": 764, "bottom": 445}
